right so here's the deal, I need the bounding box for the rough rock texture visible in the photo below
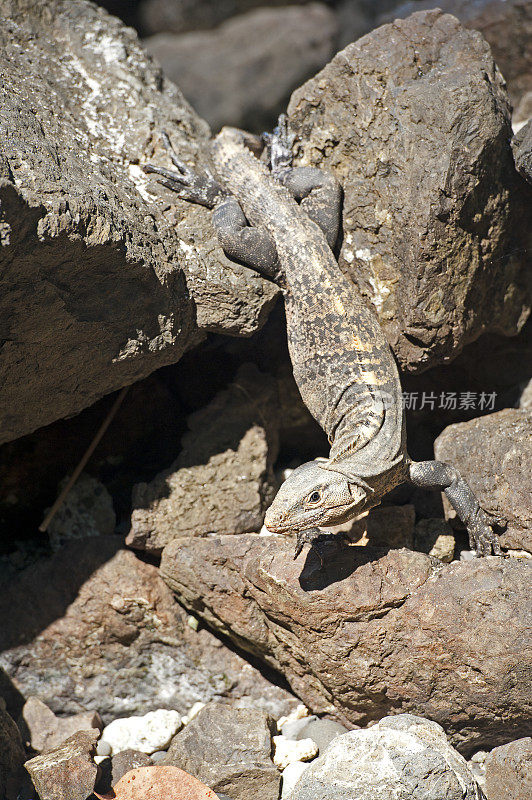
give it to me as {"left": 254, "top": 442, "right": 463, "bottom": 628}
{"left": 512, "top": 119, "right": 532, "bottom": 183}
{"left": 164, "top": 703, "right": 280, "bottom": 800}
{"left": 435, "top": 409, "right": 532, "bottom": 552}
{"left": 414, "top": 518, "right": 456, "bottom": 562}
{"left": 0, "top": 705, "right": 25, "bottom": 799}
{"left": 128, "top": 366, "right": 278, "bottom": 554}
{"left": 0, "top": 0, "right": 277, "bottom": 445}
{"left": 0, "top": 537, "right": 296, "bottom": 722}
{"left": 47, "top": 473, "right": 116, "bottom": 551}
{"left": 19, "top": 696, "right": 102, "bottom": 753}
{"left": 329, "top": 504, "right": 415, "bottom": 549}
{"left": 484, "top": 737, "right": 532, "bottom": 800}
{"left": 161, "top": 534, "right": 532, "bottom": 754}
{"left": 24, "top": 728, "right": 99, "bottom": 800}
{"left": 144, "top": 3, "right": 338, "bottom": 132}
{"left": 98, "top": 765, "right": 220, "bottom": 800}
{"left": 289, "top": 714, "right": 484, "bottom": 800}
{"left": 288, "top": 9, "right": 531, "bottom": 372}
{"left": 381, "top": 0, "right": 532, "bottom": 109}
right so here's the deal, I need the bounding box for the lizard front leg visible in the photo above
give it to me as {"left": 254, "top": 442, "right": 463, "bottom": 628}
{"left": 408, "top": 460, "right": 504, "bottom": 557}
{"left": 144, "top": 133, "right": 281, "bottom": 280}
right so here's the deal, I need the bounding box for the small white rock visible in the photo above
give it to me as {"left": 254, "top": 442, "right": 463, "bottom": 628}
{"left": 182, "top": 701, "right": 206, "bottom": 726}
{"left": 187, "top": 615, "right": 199, "bottom": 631}
{"left": 281, "top": 761, "right": 311, "bottom": 799}
{"left": 277, "top": 704, "right": 310, "bottom": 731}
{"left": 101, "top": 709, "right": 182, "bottom": 755}
{"left": 273, "top": 735, "right": 318, "bottom": 770}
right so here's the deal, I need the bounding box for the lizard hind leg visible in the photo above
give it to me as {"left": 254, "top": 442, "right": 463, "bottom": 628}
{"left": 408, "top": 460, "right": 504, "bottom": 557}
{"left": 280, "top": 167, "right": 342, "bottom": 250}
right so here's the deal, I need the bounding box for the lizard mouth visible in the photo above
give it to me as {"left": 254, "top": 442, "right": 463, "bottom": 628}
{"left": 264, "top": 503, "right": 351, "bottom": 534}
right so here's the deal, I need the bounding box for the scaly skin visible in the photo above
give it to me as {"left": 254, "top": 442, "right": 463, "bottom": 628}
{"left": 144, "top": 120, "right": 503, "bottom": 559}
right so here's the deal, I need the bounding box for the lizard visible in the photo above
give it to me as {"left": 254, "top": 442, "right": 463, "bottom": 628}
{"left": 143, "top": 116, "right": 503, "bottom": 560}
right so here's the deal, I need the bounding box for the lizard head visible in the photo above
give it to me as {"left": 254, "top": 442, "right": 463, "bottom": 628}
{"left": 264, "top": 460, "right": 372, "bottom": 534}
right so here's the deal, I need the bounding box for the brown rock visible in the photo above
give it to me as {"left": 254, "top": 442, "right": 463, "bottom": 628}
{"left": 95, "top": 765, "right": 220, "bottom": 800}
{"left": 329, "top": 504, "right": 415, "bottom": 549}
{"left": 0, "top": 536, "right": 295, "bottom": 722}
{"left": 435, "top": 409, "right": 532, "bottom": 552}
{"left": 0, "top": 0, "right": 277, "bottom": 445}
{"left": 128, "top": 365, "right": 278, "bottom": 554}
{"left": 380, "top": 0, "right": 532, "bottom": 109}
{"left": 20, "top": 696, "right": 102, "bottom": 753}
{"left": 24, "top": 728, "right": 99, "bottom": 800}
{"left": 288, "top": 9, "right": 531, "bottom": 372}
{"left": 414, "top": 518, "right": 456, "bottom": 563}
{"left": 110, "top": 750, "right": 153, "bottom": 786}
{"left": 143, "top": 4, "right": 338, "bottom": 131}
{"left": 161, "top": 534, "right": 531, "bottom": 754}
{"left": 164, "top": 703, "right": 280, "bottom": 800}
{"left": 512, "top": 119, "right": 532, "bottom": 184}
{"left": 484, "top": 737, "right": 532, "bottom": 800}
{"left": 0, "top": 705, "right": 25, "bottom": 799}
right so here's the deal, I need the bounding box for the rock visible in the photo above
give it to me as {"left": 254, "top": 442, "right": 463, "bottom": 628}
{"left": 328, "top": 504, "right": 415, "bottom": 549}
{"left": 0, "top": 0, "right": 277, "bottom": 445}
{"left": 46, "top": 473, "right": 116, "bottom": 551}
{"left": 97, "top": 739, "right": 112, "bottom": 757}
{"left": 296, "top": 718, "right": 349, "bottom": 753}
{"left": 281, "top": 716, "right": 316, "bottom": 741}
{"left": 161, "top": 534, "right": 531, "bottom": 754}
{"left": 127, "top": 365, "right": 278, "bottom": 554}
{"left": 288, "top": 9, "right": 531, "bottom": 373}
{"left": 514, "top": 91, "right": 532, "bottom": 126}
{"left": 414, "top": 518, "right": 455, "bottom": 563}
{"left": 0, "top": 537, "right": 295, "bottom": 722}
{"left": 484, "top": 737, "right": 532, "bottom": 800}
{"left": 164, "top": 703, "right": 280, "bottom": 800}
{"left": 138, "top": 0, "right": 308, "bottom": 36}
{"left": 110, "top": 749, "right": 153, "bottom": 784}
{"left": 101, "top": 710, "right": 182, "bottom": 755}
{"left": 0, "top": 705, "right": 25, "bottom": 800}
{"left": 512, "top": 119, "right": 532, "bottom": 183}
{"left": 281, "top": 761, "right": 311, "bottom": 799}
{"left": 273, "top": 735, "right": 318, "bottom": 769}
{"left": 143, "top": 4, "right": 338, "bottom": 131}
{"left": 96, "top": 765, "right": 220, "bottom": 800}
{"left": 379, "top": 0, "right": 532, "bottom": 109}
{"left": 469, "top": 749, "right": 488, "bottom": 788}
{"left": 435, "top": 409, "right": 532, "bottom": 552}
{"left": 289, "top": 714, "right": 484, "bottom": 800}
{"left": 24, "top": 728, "right": 99, "bottom": 800}
{"left": 20, "top": 696, "right": 103, "bottom": 753}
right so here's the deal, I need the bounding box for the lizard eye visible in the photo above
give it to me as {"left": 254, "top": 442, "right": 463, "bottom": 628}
{"left": 307, "top": 490, "right": 322, "bottom": 505}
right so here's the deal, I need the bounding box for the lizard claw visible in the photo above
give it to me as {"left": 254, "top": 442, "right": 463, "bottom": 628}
{"left": 143, "top": 133, "right": 228, "bottom": 209}
{"left": 467, "top": 507, "right": 504, "bottom": 557}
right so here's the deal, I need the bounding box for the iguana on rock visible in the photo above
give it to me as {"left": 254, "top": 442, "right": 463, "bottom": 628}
{"left": 144, "top": 117, "right": 503, "bottom": 559}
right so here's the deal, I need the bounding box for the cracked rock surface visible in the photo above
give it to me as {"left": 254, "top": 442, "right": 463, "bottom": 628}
{"left": 288, "top": 9, "right": 531, "bottom": 372}
{"left": 160, "top": 534, "right": 531, "bottom": 754}
{"left": 0, "top": 0, "right": 278, "bottom": 444}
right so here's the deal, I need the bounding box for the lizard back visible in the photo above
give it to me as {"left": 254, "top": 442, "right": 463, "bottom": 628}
{"left": 213, "top": 129, "right": 406, "bottom": 477}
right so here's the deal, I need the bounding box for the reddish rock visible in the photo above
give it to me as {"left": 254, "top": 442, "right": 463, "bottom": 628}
{"left": 95, "top": 765, "right": 220, "bottom": 800}
{"left": 161, "top": 533, "right": 531, "bottom": 754}
{"left": 484, "top": 737, "right": 532, "bottom": 800}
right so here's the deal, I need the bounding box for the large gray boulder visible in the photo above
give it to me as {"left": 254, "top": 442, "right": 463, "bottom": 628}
{"left": 161, "top": 534, "right": 532, "bottom": 754}
{"left": 289, "top": 714, "right": 484, "bottom": 800}
{"left": 0, "top": 0, "right": 277, "bottom": 444}
{"left": 288, "top": 9, "right": 531, "bottom": 372}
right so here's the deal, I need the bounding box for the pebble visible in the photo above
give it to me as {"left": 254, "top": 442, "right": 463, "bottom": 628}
{"left": 101, "top": 710, "right": 182, "bottom": 755}
{"left": 96, "top": 739, "right": 112, "bottom": 757}
{"left": 460, "top": 550, "right": 478, "bottom": 561}
{"left": 273, "top": 735, "right": 318, "bottom": 770}
{"left": 296, "top": 718, "right": 349, "bottom": 752}
{"left": 149, "top": 750, "right": 167, "bottom": 764}
{"left": 277, "top": 704, "right": 310, "bottom": 731}
{"left": 182, "top": 701, "right": 206, "bottom": 726}
{"left": 282, "top": 716, "right": 316, "bottom": 740}
{"left": 281, "top": 761, "right": 311, "bottom": 799}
